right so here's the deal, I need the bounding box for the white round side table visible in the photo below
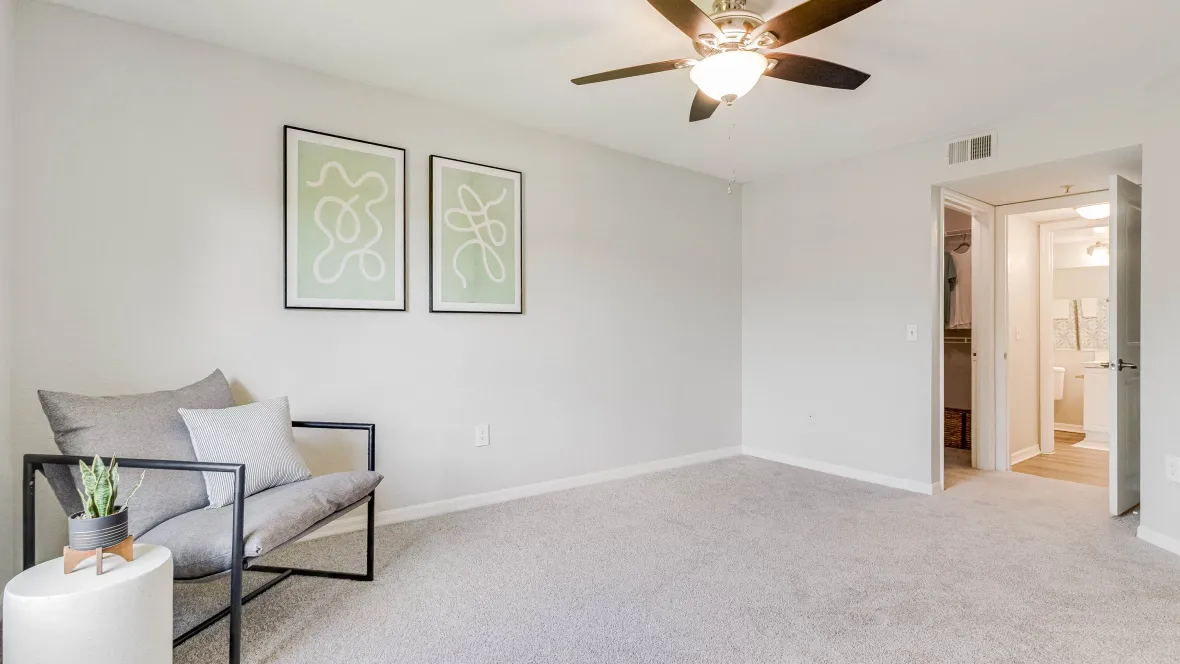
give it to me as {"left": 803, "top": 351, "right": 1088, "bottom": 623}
{"left": 3, "top": 544, "right": 173, "bottom": 664}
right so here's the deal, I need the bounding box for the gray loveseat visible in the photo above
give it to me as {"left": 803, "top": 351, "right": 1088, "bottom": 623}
{"left": 22, "top": 370, "right": 382, "bottom": 664}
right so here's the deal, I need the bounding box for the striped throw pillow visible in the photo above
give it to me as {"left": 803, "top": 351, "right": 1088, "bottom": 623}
{"left": 179, "top": 397, "right": 312, "bottom": 508}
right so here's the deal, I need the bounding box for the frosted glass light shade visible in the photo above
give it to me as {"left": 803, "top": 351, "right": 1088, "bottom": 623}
{"left": 1076, "top": 203, "right": 1110, "bottom": 220}
{"left": 690, "top": 51, "right": 768, "bottom": 102}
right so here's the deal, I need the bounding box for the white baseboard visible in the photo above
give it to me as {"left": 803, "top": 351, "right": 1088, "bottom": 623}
{"left": 303, "top": 446, "right": 743, "bottom": 541}
{"left": 1010, "top": 445, "right": 1040, "bottom": 465}
{"left": 1053, "top": 422, "right": 1084, "bottom": 434}
{"left": 1138, "top": 525, "right": 1180, "bottom": 557}
{"left": 741, "top": 445, "right": 937, "bottom": 495}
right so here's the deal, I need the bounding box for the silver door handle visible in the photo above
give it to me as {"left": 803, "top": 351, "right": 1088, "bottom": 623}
{"left": 1116, "top": 359, "right": 1138, "bottom": 371}
{"left": 1097, "top": 361, "right": 1112, "bottom": 368}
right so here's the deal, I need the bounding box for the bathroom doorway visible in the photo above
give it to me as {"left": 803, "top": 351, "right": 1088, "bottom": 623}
{"left": 1005, "top": 203, "right": 1111, "bottom": 488}
{"left": 989, "top": 175, "right": 1142, "bottom": 515}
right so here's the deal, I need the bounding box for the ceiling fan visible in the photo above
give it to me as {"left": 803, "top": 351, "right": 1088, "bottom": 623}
{"left": 572, "top": 0, "right": 884, "bottom": 122}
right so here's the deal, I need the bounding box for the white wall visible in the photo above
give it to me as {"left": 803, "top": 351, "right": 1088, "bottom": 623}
{"left": 1140, "top": 68, "right": 1180, "bottom": 551}
{"left": 0, "top": 0, "right": 14, "bottom": 587}
{"left": 742, "top": 83, "right": 1144, "bottom": 490}
{"left": 1054, "top": 238, "right": 1110, "bottom": 269}
{"left": 1007, "top": 216, "right": 1039, "bottom": 460}
{"left": 12, "top": 2, "right": 742, "bottom": 549}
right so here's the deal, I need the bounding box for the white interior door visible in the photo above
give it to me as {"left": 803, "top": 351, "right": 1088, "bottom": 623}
{"left": 1109, "top": 175, "right": 1142, "bottom": 515}
{"left": 970, "top": 208, "right": 995, "bottom": 470}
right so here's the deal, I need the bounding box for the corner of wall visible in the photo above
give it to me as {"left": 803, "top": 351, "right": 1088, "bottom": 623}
{"left": 1, "top": 0, "right": 16, "bottom": 587}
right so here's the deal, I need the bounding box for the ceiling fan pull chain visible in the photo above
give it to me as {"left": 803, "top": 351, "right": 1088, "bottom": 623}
{"left": 727, "top": 119, "right": 738, "bottom": 195}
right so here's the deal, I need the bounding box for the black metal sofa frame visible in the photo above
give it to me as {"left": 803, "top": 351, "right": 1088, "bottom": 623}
{"left": 22, "top": 420, "right": 377, "bottom": 664}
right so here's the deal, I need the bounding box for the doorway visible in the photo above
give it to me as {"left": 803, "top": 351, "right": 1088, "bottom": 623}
{"left": 1008, "top": 206, "right": 1111, "bottom": 488}
{"left": 938, "top": 191, "right": 996, "bottom": 489}
{"left": 933, "top": 156, "right": 1143, "bottom": 516}
{"left": 995, "top": 178, "right": 1142, "bottom": 515}
{"left": 929, "top": 146, "right": 1142, "bottom": 514}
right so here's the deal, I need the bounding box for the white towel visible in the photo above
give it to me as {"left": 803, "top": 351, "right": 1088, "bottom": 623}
{"left": 1053, "top": 299, "right": 1071, "bottom": 319}
{"left": 1080, "top": 298, "right": 1099, "bottom": 318}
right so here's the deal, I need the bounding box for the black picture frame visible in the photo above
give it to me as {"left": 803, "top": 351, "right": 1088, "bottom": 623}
{"left": 283, "top": 126, "right": 408, "bottom": 311}
{"left": 429, "top": 155, "right": 525, "bottom": 314}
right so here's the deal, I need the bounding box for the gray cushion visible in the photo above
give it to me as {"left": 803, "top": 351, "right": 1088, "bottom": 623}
{"left": 138, "top": 470, "right": 383, "bottom": 579}
{"left": 38, "top": 370, "right": 233, "bottom": 538}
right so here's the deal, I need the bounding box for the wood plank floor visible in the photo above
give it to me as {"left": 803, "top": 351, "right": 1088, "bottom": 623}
{"left": 1011, "top": 431, "right": 1108, "bottom": 487}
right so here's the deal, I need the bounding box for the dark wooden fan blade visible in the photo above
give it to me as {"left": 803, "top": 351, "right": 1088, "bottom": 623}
{"left": 751, "top": 0, "right": 886, "bottom": 49}
{"left": 572, "top": 59, "right": 692, "bottom": 85}
{"left": 647, "top": 0, "right": 725, "bottom": 42}
{"left": 764, "top": 53, "right": 870, "bottom": 90}
{"left": 689, "top": 89, "right": 721, "bottom": 122}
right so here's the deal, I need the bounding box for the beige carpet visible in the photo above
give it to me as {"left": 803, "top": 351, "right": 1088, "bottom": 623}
{"left": 173, "top": 456, "right": 1180, "bottom": 663}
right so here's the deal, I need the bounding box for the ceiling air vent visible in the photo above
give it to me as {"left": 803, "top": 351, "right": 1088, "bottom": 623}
{"left": 947, "top": 131, "right": 996, "bottom": 166}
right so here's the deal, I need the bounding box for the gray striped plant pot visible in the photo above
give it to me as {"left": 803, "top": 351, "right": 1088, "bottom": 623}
{"left": 67, "top": 509, "right": 129, "bottom": 551}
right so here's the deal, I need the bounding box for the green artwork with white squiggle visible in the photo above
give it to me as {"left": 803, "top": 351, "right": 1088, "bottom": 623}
{"left": 296, "top": 141, "right": 400, "bottom": 301}
{"left": 438, "top": 166, "right": 518, "bottom": 304}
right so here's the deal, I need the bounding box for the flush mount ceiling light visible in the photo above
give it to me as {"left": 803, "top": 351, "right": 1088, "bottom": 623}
{"left": 571, "top": 0, "right": 884, "bottom": 122}
{"left": 1076, "top": 203, "right": 1111, "bottom": 220}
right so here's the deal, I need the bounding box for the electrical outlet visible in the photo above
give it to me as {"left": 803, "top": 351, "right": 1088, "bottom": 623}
{"left": 475, "top": 424, "right": 490, "bottom": 447}
{"left": 1166, "top": 455, "right": 1180, "bottom": 483}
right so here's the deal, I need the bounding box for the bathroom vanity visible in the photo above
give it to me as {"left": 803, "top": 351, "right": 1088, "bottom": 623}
{"left": 1082, "top": 360, "right": 1110, "bottom": 446}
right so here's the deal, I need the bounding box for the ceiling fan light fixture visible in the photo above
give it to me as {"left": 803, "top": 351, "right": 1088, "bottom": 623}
{"left": 1076, "top": 203, "right": 1111, "bottom": 220}
{"left": 689, "top": 50, "right": 768, "bottom": 103}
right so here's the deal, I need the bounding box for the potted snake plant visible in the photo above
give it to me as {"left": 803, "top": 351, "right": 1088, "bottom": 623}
{"left": 67, "top": 456, "right": 145, "bottom": 551}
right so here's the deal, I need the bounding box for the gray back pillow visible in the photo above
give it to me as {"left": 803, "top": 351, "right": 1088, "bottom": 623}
{"left": 38, "top": 370, "right": 234, "bottom": 538}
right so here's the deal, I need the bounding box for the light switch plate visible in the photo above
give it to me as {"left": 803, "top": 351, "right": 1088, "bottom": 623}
{"left": 906, "top": 325, "right": 918, "bottom": 342}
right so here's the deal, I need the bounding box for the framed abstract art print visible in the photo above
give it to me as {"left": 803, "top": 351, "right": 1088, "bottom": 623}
{"left": 429, "top": 155, "right": 523, "bottom": 314}
{"left": 285, "top": 126, "right": 406, "bottom": 311}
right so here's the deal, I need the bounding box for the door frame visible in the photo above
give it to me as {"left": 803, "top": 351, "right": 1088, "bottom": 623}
{"left": 993, "top": 190, "right": 1110, "bottom": 469}
{"left": 1037, "top": 217, "right": 1109, "bottom": 458}
{"left": 936, "top": 189, "right": 996, "bottom": 485}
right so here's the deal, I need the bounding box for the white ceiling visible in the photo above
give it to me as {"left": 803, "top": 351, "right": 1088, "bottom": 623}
{"left": 44, "top": 0, "right": 1180, "bottom": 180}
{"left": 945, "top": 146, "right": 1141, "bottom": 206}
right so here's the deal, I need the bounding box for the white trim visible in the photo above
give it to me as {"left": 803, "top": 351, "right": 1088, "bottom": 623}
{"left": 1054, "top": 422, "right": 1084, "bottom": 433}
{"left": 302, "top": 446, "right": 742, "bottom": 541}
{"left": 1138, "top": 525, "right": 1180, "bottom": 557}
{"left": 1010, "top": 445, "right": 1041, "bottom": 465}
{"left": 1038, "top": 224, "right": 1055, "bottom": 455}
{"left": 743, "top": 446, "right": 938, "bottom": 495}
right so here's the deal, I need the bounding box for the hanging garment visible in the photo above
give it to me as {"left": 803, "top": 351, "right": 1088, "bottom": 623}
{"left": 945, "top": 251, "right": 957, "bottom": 327}
{"left": 949, "top": 248, "right": 972, "bottom": 329}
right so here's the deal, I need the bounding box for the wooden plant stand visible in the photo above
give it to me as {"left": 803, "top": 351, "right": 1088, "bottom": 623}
{"left": 64, "top": 536, "right": 135, "bottom": 575}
